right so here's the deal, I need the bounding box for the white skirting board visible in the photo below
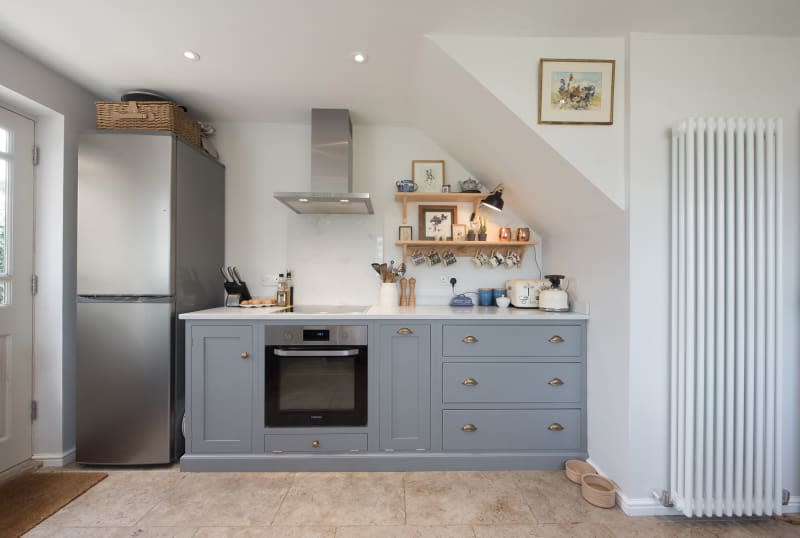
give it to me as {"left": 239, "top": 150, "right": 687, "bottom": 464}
{"left": 586, "top": 458, "right": 681, "bottom": 517}
{"left": 33, "top": 447, "right": 76, "bottom": 467}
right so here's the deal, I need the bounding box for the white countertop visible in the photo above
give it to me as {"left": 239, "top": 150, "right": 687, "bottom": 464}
{"left": 180, "top": 305, "right": 589, "bottom": 321}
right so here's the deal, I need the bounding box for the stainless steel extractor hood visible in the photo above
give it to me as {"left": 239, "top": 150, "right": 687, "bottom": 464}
{"left": 274, "top": 109, "right": 373, "bottom": 214}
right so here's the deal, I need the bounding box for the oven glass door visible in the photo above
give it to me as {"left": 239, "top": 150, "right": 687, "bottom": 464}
{"left": 266, "top": 345, "right": 367, "bottom": 427}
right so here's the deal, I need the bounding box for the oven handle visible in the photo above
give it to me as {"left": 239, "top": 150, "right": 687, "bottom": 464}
{"left": 273, "top": 349, "right": 360, "bottom": 358}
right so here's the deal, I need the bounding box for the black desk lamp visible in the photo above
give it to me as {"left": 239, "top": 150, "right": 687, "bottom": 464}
{"left": 480, "top": 184, "right": 505, "bottom": 212}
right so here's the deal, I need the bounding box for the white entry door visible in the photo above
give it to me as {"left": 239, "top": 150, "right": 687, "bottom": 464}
{"left": 0, "top": 106, "right": 35, "bottom": 472}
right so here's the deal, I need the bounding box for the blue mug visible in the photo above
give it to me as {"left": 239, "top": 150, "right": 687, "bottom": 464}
{"left": 396, "top": 179, "right": 418, "bottom": 192}
{"left": 493, "top": 288, "right": 506, "bottom": 304}
{"left": 478, "top": 288, "right": 494, "bottom": 306}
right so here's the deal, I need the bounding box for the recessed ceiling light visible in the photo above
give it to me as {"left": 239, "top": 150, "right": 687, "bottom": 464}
{"left": 352, "top": 52, "right": 367, "bottom": 63}
{"left": 339, "top": 199, "right": 350, "bottom": 203}
{"left": 298, "top": 198, "right": 309, "bottom": 203}
{"left": 183, "top": 51, "right": 200, "bottom": 61}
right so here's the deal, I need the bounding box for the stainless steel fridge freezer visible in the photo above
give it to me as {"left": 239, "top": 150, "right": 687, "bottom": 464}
{"left": 77, "top": 132, "right": 224, "bottom": 464}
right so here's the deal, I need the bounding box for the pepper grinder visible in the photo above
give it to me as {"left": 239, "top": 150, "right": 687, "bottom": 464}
{"left": 399, "top": 277, "right": 408, "bottom": 306}
{"left": 408, "top": 277, "right": 417, "bottom": 306}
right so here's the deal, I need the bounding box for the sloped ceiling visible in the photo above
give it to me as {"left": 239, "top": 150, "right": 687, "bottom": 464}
{"left": 413, "top": 39, "right": 624, "bottom": 239}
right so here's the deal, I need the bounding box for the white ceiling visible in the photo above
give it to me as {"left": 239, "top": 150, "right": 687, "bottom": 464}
{"left": 1, "top": 0, "right": 798, "bottom": 123}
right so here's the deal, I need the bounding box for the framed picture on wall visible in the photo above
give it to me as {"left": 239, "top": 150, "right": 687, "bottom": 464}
{"left": 538, "top": 58, "right": 615, "bottom": 125}
{"left": 398, "top": 225, "right": 412, "bottom": 241}
{"left": 412, "top": 160, "right": 445, "bottom": 192}
{"left": 452, "top": 224, "right": 467, "bottom": 241}
{"left": 418, "top": 205, "right": 457, "bottom": 240}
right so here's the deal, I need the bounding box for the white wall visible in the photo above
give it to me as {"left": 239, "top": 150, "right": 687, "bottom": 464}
{"left": 0, "top": 38, "right": 96, "bottom": 463}
{"left": 214, "top": 122, "right": 541, "bottom": 306}
{"left": 432, "top": 34, "right": 627, "bottom": 209}
{"left": 416, "top": 38, "right": 630, "bottom": 488}
{"left": 628, "top": 33, "right": 800, "bottom": 500}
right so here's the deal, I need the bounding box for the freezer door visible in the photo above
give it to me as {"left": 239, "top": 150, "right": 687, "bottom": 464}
{"left": 78, "top": 133, "right": 174, "bottom": 295}
{"left": 76, "top": 300, "right": 173, "bottom": 464}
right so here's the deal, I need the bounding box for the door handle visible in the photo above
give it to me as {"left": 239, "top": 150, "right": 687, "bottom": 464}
{"left": 461, "top": 423, "right": 477, "bottom": 432}
{"left": 548, "top": 423, "right": 564, "bottom": 431}
{"left": 311, "top": 440, "right": 320, "bottom": 448}
{"left": 241, "top": 352, "right": 250, "bottom": 359}
{"left": 462, "top": 378, "right": 479, "bottom": 386}
{"left": 397, "top": 327, "right": 413, "bottom": 335}
{"left": 548, "top": 335, "right": 565, "bottom": 344}
{"left": 274, "top": 349, "right": 359, "bottom": 357}
{"left": 548, "top": 378, "right": 564, "bottom": 386}
{"left": 463, "top": 335, "right": 479, "bottom": 344}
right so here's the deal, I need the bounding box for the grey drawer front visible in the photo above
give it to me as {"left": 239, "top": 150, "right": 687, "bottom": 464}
{"left": 443, "top": 325, "right": 581, "bottom": 357}
{"left": 443, "top": 409, "right": 581, "bottom": 451}
{"left": 265, "top": 434, "right": 368, "bottom": 453}
{"left": 443, "top": 363, "right": 581, "bottom": 403}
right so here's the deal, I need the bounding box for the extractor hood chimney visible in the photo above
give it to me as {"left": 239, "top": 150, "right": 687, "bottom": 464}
{"left": 274, "top": 109, "right": 373, "bottom": 214}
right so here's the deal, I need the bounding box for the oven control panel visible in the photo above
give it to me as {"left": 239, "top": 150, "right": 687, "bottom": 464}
{"left": 266, "top": 325, "right": 368, "bottom": 346}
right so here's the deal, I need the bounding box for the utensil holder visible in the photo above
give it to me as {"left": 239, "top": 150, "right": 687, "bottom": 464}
{"left": 379, "top": 282, "right": 399, "bottom": 307}
{"left": 224, "top": 281, "right": 252, "bottom": 304}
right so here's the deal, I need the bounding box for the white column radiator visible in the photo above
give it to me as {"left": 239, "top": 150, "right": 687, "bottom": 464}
{"left": 670, "top": 118, "right": 783, "bottom": 517}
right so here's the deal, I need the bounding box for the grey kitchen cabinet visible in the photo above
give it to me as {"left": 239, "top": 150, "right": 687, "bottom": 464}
{"left": 379, "top": 323, "right": 431, "bottom": 450}
{"left": 180, "top": 316, "right": 587, "bottom": 472}
{"left": 439, "top": 322, "right": 586, "bottom": 455}
{"left": 442, "top": 409, "right": 582, "bottom": 451}
{"left": 189, "top": 325, "right": 254, "bottom": 453}
{"left": 442, "top": 324, "right": 582, "bottom": 357}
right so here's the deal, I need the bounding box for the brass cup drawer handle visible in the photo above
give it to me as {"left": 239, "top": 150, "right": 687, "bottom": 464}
{"left": 548, "top": 335, "right": 565, "bottom": 344}
{"left": 461, "top": 423, "right": 477, "bottom": 432}
{"left": 548, "top": 423, "right": 564, "bottom": 431}
{"left": 462, "top": 378, "right": 479, "bottom": 386}
{"left": 548, "top": 378, "right": 564, "bottom": 386}
{"left": 397, "top": 327, "right": 413, "bottom": 335}
{"left": 463, "top": 335, "right": 479, "bottom": 344}
{"left": 240, "top": 352, "right": 250, "bottom": 359}
{"left": 311, "top": 440, "right": 320, "bottom": 448}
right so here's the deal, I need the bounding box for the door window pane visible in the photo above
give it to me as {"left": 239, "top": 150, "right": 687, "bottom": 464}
{"left": 0, "top": 127, "right": 7, "bottom": 153}
{"left": 0, "top": 157, "right": 7, "bottom": 276}
{"left": 0, "top": 154, "right": 8, "bottom": 305}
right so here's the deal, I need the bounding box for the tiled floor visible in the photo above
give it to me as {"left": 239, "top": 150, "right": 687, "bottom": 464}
{"left": 24, "top": 468, "right": 800, "bottom": 537}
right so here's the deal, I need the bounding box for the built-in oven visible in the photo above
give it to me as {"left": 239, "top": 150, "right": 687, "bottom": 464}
{"left": 265, "top": 325, "right": 367, "bottom": 427}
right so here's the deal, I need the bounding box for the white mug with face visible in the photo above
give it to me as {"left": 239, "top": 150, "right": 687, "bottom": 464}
{"left": 472, "top": 250, "right": 488, "bottom": 267}
{"left": 489, "top": 251, "right": 504, "bottom": 267}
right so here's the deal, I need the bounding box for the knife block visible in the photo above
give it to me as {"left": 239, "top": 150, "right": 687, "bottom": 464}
{"left": 224, "top": 281, "right": 252, "bottom": 304}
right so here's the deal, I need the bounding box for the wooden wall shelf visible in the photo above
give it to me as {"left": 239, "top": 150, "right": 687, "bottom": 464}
{"left": 394, "top": 192, "right": 486, "bottom": 224}
{"left": 395, "top": 240, "right": 537, "bottom": 263}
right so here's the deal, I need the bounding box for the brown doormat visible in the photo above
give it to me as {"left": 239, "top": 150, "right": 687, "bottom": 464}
{"left": 0, "top": 471, "right": 107, "bottom": 537}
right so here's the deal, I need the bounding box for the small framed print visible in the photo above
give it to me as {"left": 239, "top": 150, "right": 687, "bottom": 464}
{"left": 412, "top": 160, "right": 445, "bottom": 193}
{"left": 398, "top": 225, "right": 412, "bottom": 241}
{"left": 538, "top": 58, "right": 615, "bottom": 125}
{"left": 452, "top": 224, "right": 467, "bottom": 241}
{"left": 418, "top": 205, "right": 457, "bottom": 240}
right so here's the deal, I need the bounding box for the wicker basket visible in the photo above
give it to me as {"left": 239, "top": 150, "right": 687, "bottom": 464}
{"left": 581, "top": 474, "right": 617, "bottom": 508}
{"left": 565, "top": 459, "right": 597, "bottom": 484}
{"left": 96, "top": 101, "right": 202, "bottom": 147}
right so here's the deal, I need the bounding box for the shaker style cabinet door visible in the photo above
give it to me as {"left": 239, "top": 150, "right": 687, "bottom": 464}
{"left": 378, "top": 324, "right": 431, "bottom": 450}
{"left": 189, "top": 325, "right": 254, "bottom": 453}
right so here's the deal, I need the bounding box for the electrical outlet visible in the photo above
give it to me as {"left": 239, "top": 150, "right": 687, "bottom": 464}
{"left": 439, "top": 276, "right": 451, "bottom": 286}
{"left": 261, "top": 274, "right": 281, "bottom": 286}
